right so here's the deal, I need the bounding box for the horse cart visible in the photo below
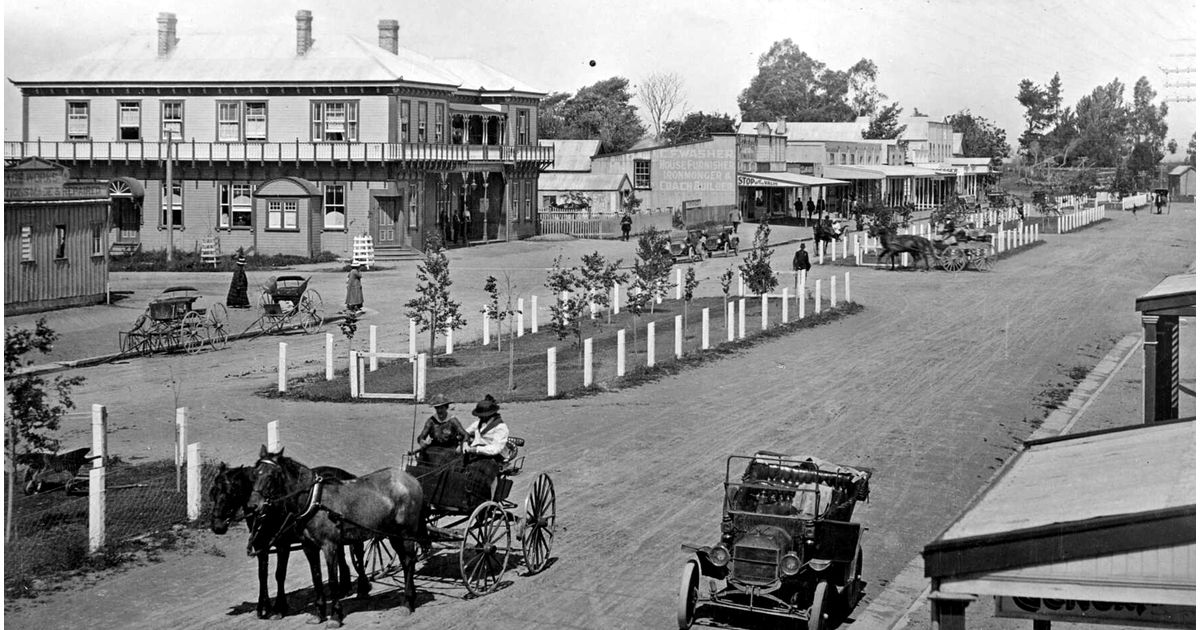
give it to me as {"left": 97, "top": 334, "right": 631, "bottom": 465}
{"left": 931, "top": 227, "right": 996, "bottom": 272}
{"left": 679, "top": 452, "right": 871, "bottom": 630}
{"left": 247, "top": 276, "right": 324, "bottom": 335}
{"left": 119, "top": 286, "right": 229, "bottom": 355}
{"left": 373, "top": 439, "right": 557, "bottom": 596}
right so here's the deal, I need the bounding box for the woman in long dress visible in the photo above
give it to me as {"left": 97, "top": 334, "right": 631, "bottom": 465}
{"left": 226, "top": 255, "right": 250, "bottom": 308}
{"left": 345, "top": 263, "right": 363, "bottom": 312}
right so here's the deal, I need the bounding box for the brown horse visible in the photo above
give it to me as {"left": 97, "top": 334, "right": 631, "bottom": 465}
{"left": 871, "top": 227, "right": 934, "bottom": 271}
{"left": 248, "top": 447, "right": 424, "bottom": 628}
{"left": 209, "top": 462, "right": 369, "bottom": 620}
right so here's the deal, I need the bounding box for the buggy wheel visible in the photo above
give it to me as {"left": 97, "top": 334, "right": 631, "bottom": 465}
{"left": 522, "top": 473, "right": 555, "bottom": 574}
{"left": 677, "top": 559, "right": 700, "bottom": 629}
{"left": 460, "top": 501, "right": 511, "bottom": 596}
{"left": 207, "top": 303, "right": 230, "bottom": 350}
{"left": 809, "top": 580, "right": 831, "bottom": 630}
{"left": 974, "top": 251, "right": 996, "bottom": 272}
{"left": 939, "top": 247, "right": 966, "bottom": 272}
{"left": 301, "top": 289, "right": 323, "bottom": 312}
{"left": 301, "top": 308, "right": 323, "bottom": 335}
{"left": 365, "top": 538, "right": 399, "bottom": 580}
{"left": 181, "top": 311, "right": 206, "bottom": 354}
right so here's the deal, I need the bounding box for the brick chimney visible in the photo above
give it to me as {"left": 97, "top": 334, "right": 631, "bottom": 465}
{"left": 296, "top": 10, "right": 313, "bottom": 56}
{"left": 775, "top": 117, "right": 787, "bottom": 134}
{"left": 157, "top": 13, "right": 178, "bottom": 58}
{"left": 378, "top": 19, "right": 399, "bottom": 55}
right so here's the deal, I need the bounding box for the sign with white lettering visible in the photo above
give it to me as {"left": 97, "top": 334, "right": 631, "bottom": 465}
{"left": 737, "top": 175, "right": 785, "bottom": 188}
{"left": 996, "top": 596, "right": 1195, "bottom": 628}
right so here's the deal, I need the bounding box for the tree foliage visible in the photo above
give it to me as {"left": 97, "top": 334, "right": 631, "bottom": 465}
{"left": 6, "top": 319, "right": 84, "bottom": 456}
{"left": 1189, "top": 133, "right": 1197, "bottom": 167}
{"left": 861, "top": 102, "right": 907, "bottom": 140}
{"left": 738, "top": 221, "right": 778, "bottom": 296}
{"left": 639, "top": 72, "right": 688, "bottom": 141}
{"left": 579, "top": 251, "right": 627, "bottom": 324}
{"left": 633, "top": 227, "right": 673, "bottom": 312}
{"left": 738, "top": 39, "right": 882, "bottom": 123}
{"left": 544, "top": 257, "right": 590, "bottom": 355}
{"left": 944, "top": 109, "right": 1011, "bottom": 165}
{"left": 540, "top": 77, "right": 647, "bottom": 154}
{"left": 404, "top": 234, "right": 466, "bottom": 354}
{"left": 662, "top": 111, "right": 737, "bottom": 144}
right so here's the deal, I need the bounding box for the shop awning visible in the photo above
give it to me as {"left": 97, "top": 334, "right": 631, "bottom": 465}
{"left": 924, "top": 420, "right": 1196, "bottom": 614}
{"left": 736, "top": 172, "right": 848, "bottom": 187}
{"left": 820, "top": 165, "right": 884, "bottom": 180}
{"left": 1136, "top": 273, "right": 1196, "bottom": 316}
{"left": 448, "top": 103, "right": 504, "bottom": 115}
{"left": 825, "top": 165, "right": 942, "bottom": 179}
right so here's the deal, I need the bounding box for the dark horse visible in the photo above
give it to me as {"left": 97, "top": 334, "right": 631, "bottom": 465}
{"left": 812, "top": 222, "right": 848, "bottom": 249}
{"left": 209, "top": 462, "right": 370, "bottom": 620}
{"left": 248, "top": 447, "right": 424, "bottom": 628}
{"left": 870, "top": 226, "right": 934, "bottom": 271}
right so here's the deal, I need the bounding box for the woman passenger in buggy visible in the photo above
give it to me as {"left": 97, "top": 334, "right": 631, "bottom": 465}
{"left": 462, "top": 394, "right": 510, "bottom": 492}
{"left": 410, "top": 393, "right": 467, "bottom": 466}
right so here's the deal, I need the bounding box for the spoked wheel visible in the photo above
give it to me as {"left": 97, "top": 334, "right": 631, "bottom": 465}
{"left": 181, "top": 311, "right": 206, "bottom": 355}
{"left": 207, "top": 303, "right": 230, "bottom": 350}
{"left": 809, "top": 580, "right": 831, "bottom": 630}
{"left": 258, "top": 291, "right": 273, "bottom": 309}
{"left": 677, "top": 559, "right": 700, "bottom": 630}
{"left": 939, "top": 247, "right": 967, "bottom": 272}
{"left": 521, "top": 473, "right": 556, "bottom": 574}
{"left": 301, "top": 308, "right": 324, "bottom": 335}
{"left": 301, "top": 290, "right": 323, "bottom": 312}
{"left": 460, "top": 501, "right": 511, "bottom": 596}
{"left": 364, "top": 537, "right": 400, "bottom": 581}
{"left": 974, "top": 251, "right": 996, "bottom": 272}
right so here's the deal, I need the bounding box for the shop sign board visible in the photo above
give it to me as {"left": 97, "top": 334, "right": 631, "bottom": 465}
{"left": 996, "top": 596, "right": 1195, "bottom": 628}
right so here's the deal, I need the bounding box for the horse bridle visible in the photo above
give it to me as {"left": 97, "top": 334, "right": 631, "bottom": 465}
{"left": 247, "top": 458, "right": 327, "bottom": 553}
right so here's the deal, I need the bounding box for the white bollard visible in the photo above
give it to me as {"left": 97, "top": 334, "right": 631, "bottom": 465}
{"left": 409, "top": 319, "right": 417, "bottom": 355}
{"left": 676, "top": 268, "right": 682, "bottom": 300}
{"left": 532, "top": 295, "right": 538, "bottom": 333}
{"left": 702, "top": 308, "right": 710, "bottom": 349}
{"left": 349, "top": 350, "right": 359, "bottom": 398}
{"left": 831, "top": 239, "right": 838, "bottom": 262}
{"left": 445, "top": 327, "right": 453, "bottom": 355}
{"left": 831, "top": 276, "right": 838, "bottom": 308}
{"left": 369, "top": 325, "right": 378, "bottom": 371}
{"left": 845, "top": 272, "right": 851, "bottom": 303}
{"left": 617, "top": 329, "right": 626, "bottom": 376}
{"left": 547, "top": 347, "right": 557, "bottom": 397}
{"left": 187, "top": 443, "right": 201, "bottom": 521}
{"left": 175, "top": 407, "right": 187, "bottom": 467}
{"left": 761, "top": 295, "right": 768, "bottom": 331}
{"left": 782, "top": 288, "right": 789, "bottom": 322}
{"left": 89, "top": 465, "right": 106, "bottom": 552}
{"left": 738, "top": 298, "right": 746, "bottom": 339}
{"left": 854, "top": 237, "right": 861, "bottom": 266}
{"left": 326, "top": 333, "right": 334, "bottom": 381}
{"left": 727, "top": 302, "right": 735, "bottom": 342}
{"left": 647, "top": 322, "right": 656, "bottom": 366}
{"left": 738, "top": 272, "right": 745, "bottom": 297}
{"left": 590, "top": 300, "right": 597, "bottom": 319}
{"left": 483, "top": 315, "right": 491, "bottom": 346}
{"left": 416, "top": 353, "right": 427, "bottom": 401}
{"left": 612, "top": 284, "right": 620, "bottom": 315}
{"left": 92, "top": 405, "right": 108, "bottom": 469}
{"left": 517, "top": 298, "right": 525, "bottom": 337}
{"left": 815, "top": 280, "right": 823, "bottom": 314}
{"left": 675, "top": 315, "right": 683, "bottom": 358}
{"left": 841, "top": 238, "right": 848, "bottom": 260}
{"left": 583, "top": 338, "right": 593, "bottom": 387}
{"left": 819, "top": 242, "right": 825, "bottom": 265}
{"left": 267, "top": 420, "right": 280, "bottom": 453}
{"left": 278, "top": 342, "right": 287, "bottom": 392}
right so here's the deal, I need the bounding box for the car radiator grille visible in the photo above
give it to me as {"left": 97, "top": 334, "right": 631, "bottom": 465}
{"left": 732, "top": 545, "right": 778, "bottom": 584}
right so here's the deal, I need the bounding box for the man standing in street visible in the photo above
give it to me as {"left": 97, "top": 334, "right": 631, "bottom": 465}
{"left": 792, "top": 243, "right": 811, "bottom": 293}
{"left": 731, "top": 209, "right": 742, "bottom": 233}
{"left": 621, "top": 213, "right": 633, "bottom": 241}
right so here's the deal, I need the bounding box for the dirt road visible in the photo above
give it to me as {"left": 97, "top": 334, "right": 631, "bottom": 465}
{"left": 6, "top": 207, "right": 1194, "bottom": 630}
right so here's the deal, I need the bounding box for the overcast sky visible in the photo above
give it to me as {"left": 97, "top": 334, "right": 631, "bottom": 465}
{"left": 4, "top": 0, "right": 1197, "bottom": 157}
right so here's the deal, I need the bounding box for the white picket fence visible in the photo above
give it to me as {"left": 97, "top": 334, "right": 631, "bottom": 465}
{"left": 539, "top": 209, "right": 672, "bottom": 238}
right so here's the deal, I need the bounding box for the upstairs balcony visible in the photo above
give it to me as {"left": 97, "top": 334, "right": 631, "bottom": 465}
{"left": 4, "top": 140, "right": 554, "bottom": 167}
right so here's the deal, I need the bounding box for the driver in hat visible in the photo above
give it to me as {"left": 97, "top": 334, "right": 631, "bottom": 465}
{"left": 462, "top": 394, "right": 509, "bottom": 495}
{"left": 410, "top": 393, "right": 466, "bottom": 466}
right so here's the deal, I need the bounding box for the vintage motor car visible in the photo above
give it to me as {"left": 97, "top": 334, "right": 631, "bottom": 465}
{"left": 678, "top": 452, "right": 871, "bottom": 630}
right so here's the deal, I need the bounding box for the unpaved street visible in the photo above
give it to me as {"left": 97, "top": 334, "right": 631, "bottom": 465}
{"left": 6, "top": 207, "right": 1195, "bottom": 630}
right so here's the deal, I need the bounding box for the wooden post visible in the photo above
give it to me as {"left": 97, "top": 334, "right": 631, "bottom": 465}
{"left": 325, "top": 333, "right": 334, "bottom": 380}
{"left": 547, "top": 347, "right": 557, "bottom": 397}
{"left": 583, "top": 338, "right": 593, "bottom": 387}
{"left": 92, "top": 405, "right": 108, "bottom": 468}
{"left": 409, "top": 319, "right": 416, "bottom": 355}
{"left": 818, "top": 241, "right": 825, "bottom": 265}
{"left": 844, "top": 272, "right": 851, "bottom": 303}
{"left": 617, "top": 329, "right": 626, "bottom": 377}
{"left": 612, "top": 284, "right": 620, "bottom": 314}
{"left": 369, "top": 325, "right": 378, "bottom": 371}
{"left": 675, "top": 315, "right": 682, "bottom": 358}
{"left": 727, "top": 302, "right": 735, "bottom": 342}
{"left": 647, "top": 322, "right": 656, "bottom": 367}
{"left": 531, "top": 295, "right": 538, "bottom": 333}
{"left": 782, "top": 288, "right": 789, "bottom": 322}
{"left": 761, "top": 295, "right": 768, "bottom": 331}
{"left": 186, "top": 443, "right": 201, "bottom": 521}
{"left": 676, "top": 268, "right": 682, "bottom": 300}
{"left": 416, "top": 353, "right": 427, "bottom": 401}
{"left": 831, "top": 276, "right": 838, "bottom": 308}
{"left": 278, "top": 342, "right": 287, "bottom": 392}
{"left": 738, "top": 298, "right": 746, "bottom": 340}
{"left": 89, "top": 465, "right": 105, "bottom": 553}
{"left": 518, "top": 298, "right": 526, "bottom": 337}
{"left": 483, "top": 315, "right": 490, "bottom": 346}
{"left": 349, "top": 350, "right": 359, "bottom": 398}
{"left": 815, "top": 280, "right": 823, "bottom": 315}
{"left": 738, "top": 272, "right": 745, "bottom": 297}
{"left": 267, "top": 420, "right": 280, "bottom": 453}
{"left": 702, "top": 308, "right": 710, "bottom": 349}
{"left": 175, "top": 407, "right": 187, "bottom": 492}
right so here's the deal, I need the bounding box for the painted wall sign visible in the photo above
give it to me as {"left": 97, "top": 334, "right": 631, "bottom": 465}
{"left": 996, "top": 596, "right": 1195, "bottom": 628}
{"left": 737, "top": 175, "right": 784, "bottom": 187}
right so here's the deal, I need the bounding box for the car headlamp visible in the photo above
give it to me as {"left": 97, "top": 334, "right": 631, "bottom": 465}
{"left": 709, "top": 544, "right": 730, "bottom": 567}
{"left": 780, "top": 552, "right": 802, "bottom": 576}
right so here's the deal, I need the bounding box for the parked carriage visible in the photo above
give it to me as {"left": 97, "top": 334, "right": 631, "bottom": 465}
{"left": 119, "top": 286, "right": 229, "bottom": 355}
{"left": 248, "top": 275, "right": 324, "bottom": 335}
{"left": 931, "top": 227, "right": 996, "bottom": 272}
{"left": 367, "top": 438, "right": 556, "bottom": 596}
{"left": 679, "top": 452, "right": 871, "bottom": 630}
{"left": 668, "top": 230, "right": 705, "bottom": 264}
{"left": 702, "top": 225, "right": 739, "bottom": 258}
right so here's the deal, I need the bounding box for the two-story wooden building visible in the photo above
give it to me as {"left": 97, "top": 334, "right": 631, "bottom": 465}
{"left": 6, "top": 11, "right": 553, "bottom": 259}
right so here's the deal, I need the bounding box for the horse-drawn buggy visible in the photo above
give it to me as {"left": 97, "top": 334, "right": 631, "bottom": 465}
{"left": 248, "top": 275, "right": 324, "bottom": 335}
{"left": 119, "top": 286, "right": 229, "bottom": 355}
{"left": 930, "top": 225, "right": 996, "bottom": 272}
{"left": 679, "top": 452, "right": 871, "bottom": 630}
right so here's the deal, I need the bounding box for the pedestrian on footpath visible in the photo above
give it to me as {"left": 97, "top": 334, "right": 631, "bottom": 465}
{"left": 345, "top": 262, "right": 363, "bottom": 313}
{"left": 462, "top": 207, "right": 472, "bottom": 244}
{"left": 792, "top": 243, "right": 811, "bottom": 274}
{"left": 731, "top": 209, "right": 742, "bottom": 233}
{"left": 621, "top": 213, "right": 633, "bottom": 241}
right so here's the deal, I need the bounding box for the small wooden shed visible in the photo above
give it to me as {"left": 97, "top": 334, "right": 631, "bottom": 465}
{"left": 5, "top": 158, "right": 111, "bottom": 315}
{"left": 1168, "top": 165, "right": 1195, "bottom": 200}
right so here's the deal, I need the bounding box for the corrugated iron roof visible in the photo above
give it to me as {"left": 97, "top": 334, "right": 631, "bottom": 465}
{"left": 538, "top": 139, "right": 601, "bottom": 171}
{"left": 1170, "top": 165, "right": 1194, "bottom": 176}
{"left": 436, "top": 58, "right": 545, "bottom": 94}
{"left": 539, "top": 172, "right": 629, "bottom": 191}
{"left": 736, "top": 121, "right": 868, "bottom": 143}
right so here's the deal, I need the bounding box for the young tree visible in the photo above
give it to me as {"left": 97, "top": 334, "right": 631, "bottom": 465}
{"left": 681, "top": 266, "right": 700, "bottom": 337}
{"left": 404, "top": 233, "right": 466, "bottom": 354}
{"left": 634, "top": 227, "right": 673, "bottom": 313}
{"left": 579, "top": 251, "right": 627, "bottom": 322}
{"left": 544, "top": 257, "right": 589, "bottom": 360}
{"left": 624, "top": 274, "right": 653, "bottom": 352}
{"left": 739, "top": 221, "right": 779, "bottom": 296}
{"left": 6, "top": 319, "right": 84, "bottom": 540}
{"left": 483, "top": 273, "right": 522, "bottom": 389}
{"left": 718, "top": 267, "right": 735, "bottom": 334}
{"left": 639, "top": 71, "right": 688, "bottom": 141}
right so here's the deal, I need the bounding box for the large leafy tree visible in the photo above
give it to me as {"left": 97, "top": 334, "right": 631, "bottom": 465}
{"left": 1188, "top": 133, "right": 1197, "bottom": 167}
{"left": 546, "top": 77, "right": 647, "bottom": 154}
{"left": 738, "top": 39, "right": 879, "bottom": 123}
{"left": 663, "top": 111, "right": 737, "bottom": 144}
{"left": 861, "top": 102, "right": 907, "bottom": 140}
{"left": 1127, "top": 76, "right": 1170, "bottom": 178}
{"left": 944, "top": 110, "right": 1011, "bottom": 165}
{"left": 1016, "top": 72, "right": 1065, "bottom": 160}
{"left": 1073, "top": 78, "right": 1129, "bottom": 168}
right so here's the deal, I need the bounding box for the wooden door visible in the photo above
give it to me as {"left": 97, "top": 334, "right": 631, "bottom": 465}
{"left": 376, "top": 199, "right": 400, "bottom": 246}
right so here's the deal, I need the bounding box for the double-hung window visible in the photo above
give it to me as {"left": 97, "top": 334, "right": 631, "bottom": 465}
{"left": 516, "top": 109, "right": 529, "bottom": 145}
{"left": 524, "top": 181, "right": 533, "bottom": 221}
{"left": 217, "top": 102, "right": 267, "bottom": 141}
{"left": 417, "top": 102, "right": 428, "bottom": 143}
{"left": 511, "top": 181, "right": 520, "bottom": 221}
{"left": 118, "top": 102, "right": 141, "bottom": 140}
{"left": 218, "top": 102, "right": 241, "bottom": 142}
{"left": 400, "top": 101, "right": 410, "bottom": 142}
{"left": 312, "top": 101, "right": 358, "bottom": 142}
{"left": 267, "top": 200, "right": 299, "bottom": 230}
{"left": 245, "top": 103, "right": 267, "bottom": 141}
{"left": 161, "top": 101, "right": 183, "bottom": 140}
{"left": 67, "top": 102, "right": 90, "bottom": 140}
{"left": 634, "top": 159, "right": 651, "bottom": 189}
{"left": 434, "top": 104, "right": 445, "bottom": 143}
{"left": 219, "top": 184, "right": 253, "bottom": 228}
{"left": 161, "top": 183, "right": 183, "bottom": 227}
{"left": 324, "top": 185, "right": 346, "bottom": 230}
